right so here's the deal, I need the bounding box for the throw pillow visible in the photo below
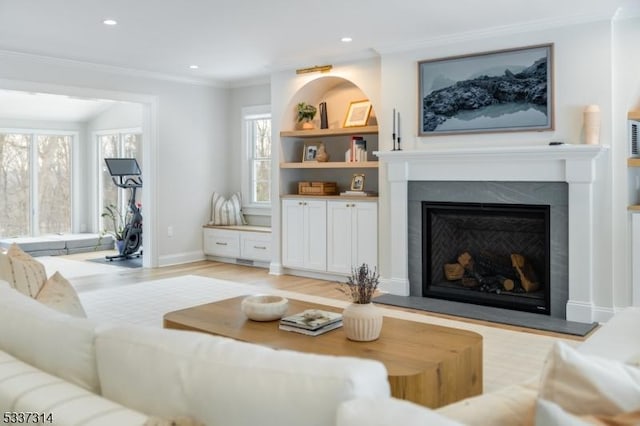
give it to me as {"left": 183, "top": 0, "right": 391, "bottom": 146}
{"left": 36, "top": 271, "right": 87, "bottom": 318}
{"left": 144, "top": 417, "right": 205, "bottom": 426}
{"left": 209, "top": 192, "right": 246, "bottom": 226}
{"left": 539, "top": 341, "right": 640, "bottom": 417}
{"left": 7, "top": 243, "right": 47, "bottom": 297}
{"left": 0, "top": 249, "right": 13, "bottom": 287}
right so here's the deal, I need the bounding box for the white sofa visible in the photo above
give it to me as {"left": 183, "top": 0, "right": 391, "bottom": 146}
{"left": 337, "top": 306, "right": 640, "bottom": 426}
{"left": 0, "top": 281, "right": 391, "bottom": 426}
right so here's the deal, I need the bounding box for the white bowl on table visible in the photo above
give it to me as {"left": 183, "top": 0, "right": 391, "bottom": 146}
{"left": 241, "top": 294, "right": 289, "bottom": 321}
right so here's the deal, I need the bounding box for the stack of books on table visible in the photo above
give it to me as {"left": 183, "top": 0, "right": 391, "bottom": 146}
{"left": 279, "top": 309, "right": 343, "bottom": 336}
{"left": 340, "top": 190, "right": 378, "bottom": 197}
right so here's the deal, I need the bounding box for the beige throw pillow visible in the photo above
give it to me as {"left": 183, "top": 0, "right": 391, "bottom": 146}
{"left": 0, "top": 249, "right": 13, "bottom": 287}
{"left": 209, "top": 192, "right": 246, "bottom": 226}
{"left": 6, "top": 243, "right": 47, "bottom": 297}
{"left": 36, "top": 271, "right": 86, "bottom": 318}
{"left": 539, "top": 342, "right": 640, "bottom": 417}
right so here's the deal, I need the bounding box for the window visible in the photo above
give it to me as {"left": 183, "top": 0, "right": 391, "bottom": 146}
{"left": 242, "top": 106, "right": 271, "bottom": 209}
{"left": 96, "top": 130, "right": 142, "bottom": 234}
{"left": 0, "top": 131, "right": 73, "bottom": 237}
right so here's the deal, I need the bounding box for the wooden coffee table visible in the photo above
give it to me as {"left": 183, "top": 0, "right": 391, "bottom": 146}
{"left": 163, "top": 296, "right": 482, "bottom": 408}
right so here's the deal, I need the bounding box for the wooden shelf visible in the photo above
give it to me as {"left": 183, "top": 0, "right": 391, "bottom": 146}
{"left": 280, "top": 161, "right": 379, "bottom": 169}
{"left": 281, "top": 194, "right": 378, "bottom": 201}
{"left": 629, "top": 110, "right": 640, "bottom": 121}
{"left": 628, "top": 158, "right": 640, "bottom": 167}
{"left": 280, "top": 126, "right": 378, "bottom": 138}
{"left": 628, "top": 205, "right": 640, "bottom": 211}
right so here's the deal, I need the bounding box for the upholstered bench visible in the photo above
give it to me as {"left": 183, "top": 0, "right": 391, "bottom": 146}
{"left": 0, "top": 234, "right": 114, "bottom": 256}
{"left": 203, "top": 225, "right": 271, "bottom": 266}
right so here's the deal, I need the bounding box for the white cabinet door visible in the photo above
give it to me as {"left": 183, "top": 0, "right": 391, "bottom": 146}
{"left": 282, "top": 199, "right": 306, "bottom": 268}
{"left": 327, "top": 200, "right": 377, "bottom": 274}
{"left": 352, "top": 201, "right": 378, "bottom": 270}
{"left": 327, "top": 201, "right": 353, "bottom": 274}
{"left": 304, "top": 200, "right": 327, "bottom": 271}
{"left": 282, "top": 199, "right": 327, "bottom": 271}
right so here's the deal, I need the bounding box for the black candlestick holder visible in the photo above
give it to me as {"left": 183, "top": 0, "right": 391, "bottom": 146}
{"left": 392, "top": 133, "right": 398, "bottom": 151}
{"left": 397, "top": 136, "right": 402, "bottom": 151}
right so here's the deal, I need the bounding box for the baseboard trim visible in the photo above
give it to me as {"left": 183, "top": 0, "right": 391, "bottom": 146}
{"left": 379, "top": 277, "right": 410, "bottom": 296}
{"left": 158, "top": 251, "right": 205, "bottom": 267}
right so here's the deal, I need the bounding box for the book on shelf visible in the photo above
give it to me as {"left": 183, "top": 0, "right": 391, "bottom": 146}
{"left": 340, "top": 191, "right": 378, "bottom": 197}
{"left": 347, "top": 136, "right": 367, "bottom": 163}
{"left": 279, "top": 309, "right": 342, "bottom": 330}
{"left": 279, "top": 320, "right": 343, "bottom": 336}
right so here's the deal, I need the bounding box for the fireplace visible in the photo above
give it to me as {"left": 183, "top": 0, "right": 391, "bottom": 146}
{"left": 422, "top": 201, "right": 550, "bottom": 314}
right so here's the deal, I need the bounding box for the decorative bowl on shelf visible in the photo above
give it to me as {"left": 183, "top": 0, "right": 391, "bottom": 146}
{"left": 241, "top": 294, "right": 289, "bottom": 321}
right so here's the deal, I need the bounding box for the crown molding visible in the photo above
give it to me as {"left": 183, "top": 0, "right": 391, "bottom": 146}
{"left": 0, "top": 49, "right": 226, "bottom": 88}
{"left": 374, "top": 11, "right": 619, "bottom": 55}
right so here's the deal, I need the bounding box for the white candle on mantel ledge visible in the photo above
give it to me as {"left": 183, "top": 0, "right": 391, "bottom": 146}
{"left": 397, "top": 111, "right": 401, "bottom": 139}
{"left": 392, "top": 108, "right": 396, "bottom": 135}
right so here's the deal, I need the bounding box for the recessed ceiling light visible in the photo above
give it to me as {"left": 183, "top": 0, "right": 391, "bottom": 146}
{"left": 103, "top": 19, "right": 118, "bottom": 26}
{"left": 341, "top": 37, "right": 353, "bottom": 43}
{"left": 189, "top": 65, "right": 199, "bottom": 70}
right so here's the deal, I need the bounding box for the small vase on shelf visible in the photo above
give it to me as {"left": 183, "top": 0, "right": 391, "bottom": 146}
{"left": 338, "top": 263, "right": 382, "bottom": 342}
{"left": 316, "top": 144, "right": 329, "bottom": 162}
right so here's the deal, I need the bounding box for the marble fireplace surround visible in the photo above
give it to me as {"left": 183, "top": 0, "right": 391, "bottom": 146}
{"left": 376, "top": 145, "right": 608, "bottom": 324}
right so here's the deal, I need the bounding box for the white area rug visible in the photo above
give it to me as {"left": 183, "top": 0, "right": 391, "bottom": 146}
{"left": 38, "top": 255, "right": 129, "bottom": 279}
{"left": 78, "top": 274, "right": 575, "bottom": 393}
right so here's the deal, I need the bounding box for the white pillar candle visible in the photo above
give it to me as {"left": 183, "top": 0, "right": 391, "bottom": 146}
{"left": 584, "top": 105, "right": 600, "bottom": 145}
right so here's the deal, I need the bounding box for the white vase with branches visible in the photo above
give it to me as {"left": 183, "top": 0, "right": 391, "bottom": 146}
{"left": 338, "top": 264, "right": 383, "bottom": 342}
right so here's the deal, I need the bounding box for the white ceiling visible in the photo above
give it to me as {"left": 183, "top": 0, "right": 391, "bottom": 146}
{"left": 0, "top": 0, "right": 637, "bottom": 87}
{"left": 0, "top": 90, "right": 114, "bottom": 122}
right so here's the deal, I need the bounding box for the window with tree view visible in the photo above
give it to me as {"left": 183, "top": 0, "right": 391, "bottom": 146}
{"left": 245, "top": 110, "right": 271, "bottom": 205}
{"left": 0, "top": 132, "right": 72, "bottom": 237}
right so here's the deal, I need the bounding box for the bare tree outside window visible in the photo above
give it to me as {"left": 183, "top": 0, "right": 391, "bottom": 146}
{"left": 0, "top": 134, "right": 30, "bottom": 237}
{"left": 38, "top": 135, "right": 72, "bottom": 234}
{"left": 98, "top": 132, "right": 142, "bottom": 235}
{"left": 251, "top": 118, "right": 271, "bottom": 204}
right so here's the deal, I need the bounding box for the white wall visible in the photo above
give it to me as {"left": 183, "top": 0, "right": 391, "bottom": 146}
{"left": 374, "top": 17, "right": 640, "bottom": 315}
{"left": 87, "top": 102, "right": 143, "bottom": 131}
{"left": 0, "top": 52, "right": 229, "bottom": 266}
{"left": 613, "top": 15, "right": 640, "bottom": 308}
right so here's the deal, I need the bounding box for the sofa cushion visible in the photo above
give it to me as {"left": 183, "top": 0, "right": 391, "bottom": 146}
{"left": 95, "top": 324, "right": 390, "bottom": 426}
{"left": 579, "top": 307, "right": 640, "bottom": 363}
{"left": 436, "top": 378, "right": 538, "bottom": 426}
{"left": 0, "top": 350, "right": 147, "bottom": 425}
{"left": 539, "top": 341, "right": 640, "bottom": 416}
{"left": 0, "top": 251, "right": 12, "bottom": 286}
{"left": 337, "top": 397, "right": 464, "bottom": 426}
{"left": 0, "top": 285, "right": 100, "bottom": 393}
{"left": 35, "top": 271, "right": 86, "bottom": 318}
{"left": 535, "top": 399, "right": 640, "bottom": 426}
{"left": 6, "top": 243, "right": 47, "bottom": 297}
{"left": 209, "top": 192, "right": 246, "bottom": 226}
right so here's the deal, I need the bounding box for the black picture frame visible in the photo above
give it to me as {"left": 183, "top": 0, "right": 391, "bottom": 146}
{"left": 418, "top": 44, "right": 554, "bottom": 136}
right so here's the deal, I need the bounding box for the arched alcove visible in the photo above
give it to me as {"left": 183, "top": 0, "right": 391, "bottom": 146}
{"left": 281, "top": 76, "right": 377, "bottom": 132}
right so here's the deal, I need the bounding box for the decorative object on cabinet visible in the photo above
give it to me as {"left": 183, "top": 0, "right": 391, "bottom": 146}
{"left": 298, "top": 181, "right": 338, "bottom": 196}
{"left": 209, "top": 192, "right": 246, "bottom": 226}
{"left": 419, "top": 44, "right": 554, "bottom": 136}
{"left": 584, "top": 105, "right": 601, "bottom": 145}
{"left": 319, "top": 102, "right": 328, "bottom": 129}
{"left": 350, "top": 174, "right": 365, "bottom": 191}
{"left": 343, "top": 100, "right": 372, "bottom": 128}
{"left": 296, "top": 102, "right": 317, "bottom": 130}
{"left": 302, "top": 141, "right": 323, "bottom": 162}
{"left": 316, "top": 143, "right": 329, "bottom": 162}
{"left": 338, "top": 263, "right": 383, "bottom": 342}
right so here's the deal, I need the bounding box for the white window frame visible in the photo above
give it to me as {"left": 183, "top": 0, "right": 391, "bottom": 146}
{"left": 241, "top": 105, "right": 271, "bottom": 215}
{"left": 0, "top": 128, "right": 78, "bottom": 236}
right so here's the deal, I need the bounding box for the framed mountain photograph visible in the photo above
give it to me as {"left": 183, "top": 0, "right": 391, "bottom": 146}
{"left": 418, "top": 44, "right": 554, "bottom": 136}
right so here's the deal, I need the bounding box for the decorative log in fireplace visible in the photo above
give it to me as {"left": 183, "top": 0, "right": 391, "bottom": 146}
{"left": 422, "top": 201, "right": 550, "bottom": 315}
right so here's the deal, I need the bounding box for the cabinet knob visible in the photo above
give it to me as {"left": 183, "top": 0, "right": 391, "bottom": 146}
{"left": 254, "top": 245, "right": 267, "bottom": 250}
{"left": 215, "top": 242, "right": 228, "bottom": 246}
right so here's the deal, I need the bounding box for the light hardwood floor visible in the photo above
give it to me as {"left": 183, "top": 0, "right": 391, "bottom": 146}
{"left": 65, "top": 251, "right": 586, "bottom": 341}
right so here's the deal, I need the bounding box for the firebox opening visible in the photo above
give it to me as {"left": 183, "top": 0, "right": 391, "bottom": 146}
{"left": 422, "top": 201, "right": 550, "bottom": 315}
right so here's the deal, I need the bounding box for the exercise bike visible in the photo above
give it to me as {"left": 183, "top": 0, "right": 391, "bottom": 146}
{"left": 104, "top": 158, "right": 143, "bottom": 261}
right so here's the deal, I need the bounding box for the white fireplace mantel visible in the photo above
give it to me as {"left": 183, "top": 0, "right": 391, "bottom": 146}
{"left": 375, "top": 144, "right": 609, "bottom": 323}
